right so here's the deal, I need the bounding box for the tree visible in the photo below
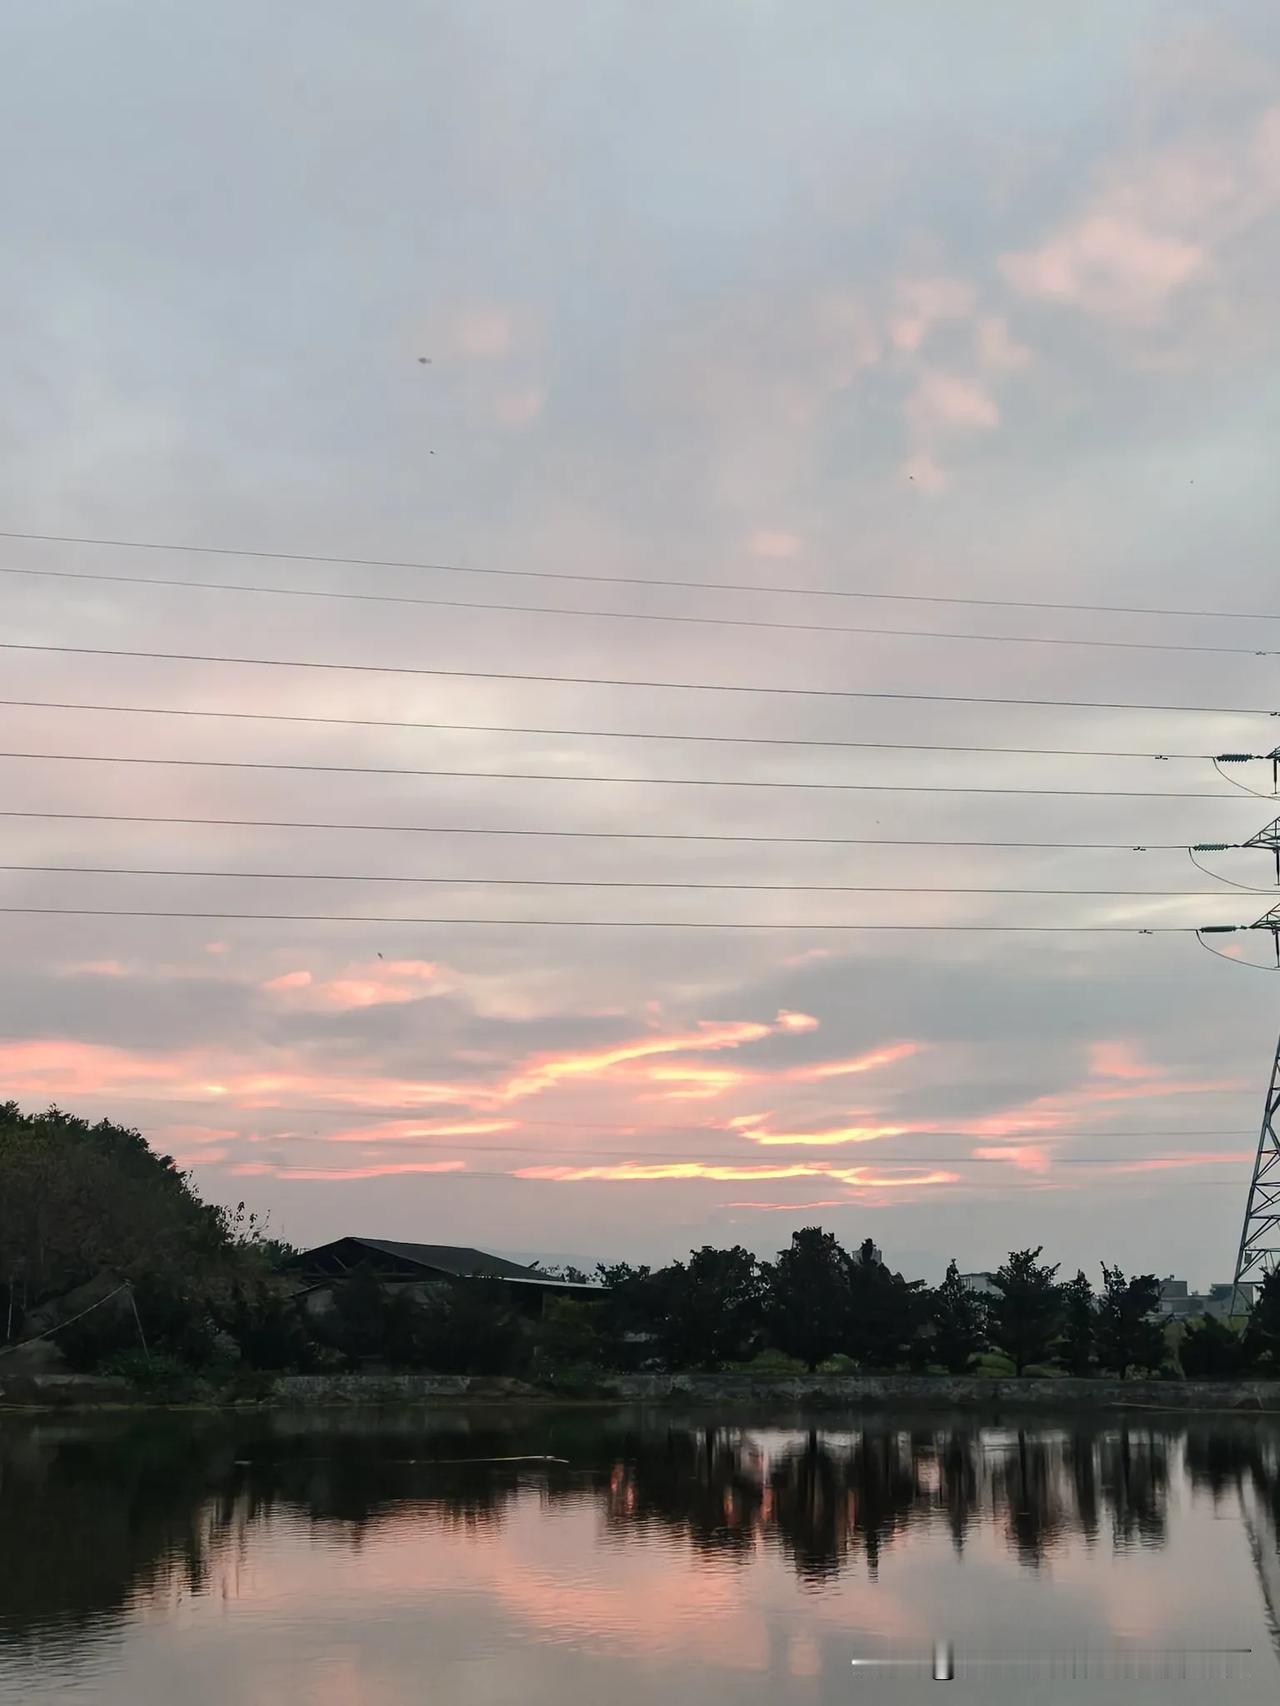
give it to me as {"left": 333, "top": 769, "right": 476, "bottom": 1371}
{"left": 1243, "top": 1268, "right": 1280, "bottom": 1370}
{"left": 765, "top": 1227, "right": 851, "bottom": 1371}
{"left": 1057, "top": 1270, "right": 1096, "bottom": 1377}
{"left": 1180, "top": 1314, "right": 1248, "bottom": 1379}
{"left": 929, "top": 1259, "right": 987, "bottom": 1373}
{"left": 846, "top": 1241, "right": 928, "bottom": 1369}
{"left": 659, "top": 1245, "right": 765, "bottom": 1369}
{"left": 986, "top": 1248, "right": 1062, "bottom": 1375}
{"left": 1095, "top": 1266, "right": 1165, "bottom": 1379}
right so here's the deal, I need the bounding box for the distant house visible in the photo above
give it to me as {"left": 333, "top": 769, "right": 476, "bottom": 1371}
{"left": 1156, "top": 1276, "right": 1254, "bottom": 1321}
{"left": 285, "top": 1236, "right": 606, "bottom": 1318}
{"left": 959, "top": 1271, "right": 1000, "bottom": 1296}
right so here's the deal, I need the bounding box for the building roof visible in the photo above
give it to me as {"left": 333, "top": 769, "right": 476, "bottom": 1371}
{"left": 288, "top": 1236, "right": 604, "bottom": 1290}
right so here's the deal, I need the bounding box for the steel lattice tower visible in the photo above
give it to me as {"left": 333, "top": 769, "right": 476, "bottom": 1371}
{"left": 1231, "top": 1032, "right": 1280, "bottom": 1313}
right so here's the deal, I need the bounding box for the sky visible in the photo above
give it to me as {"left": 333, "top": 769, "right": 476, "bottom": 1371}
{"left": 2, "top": 1, "right": 1280, "bottom": 1282}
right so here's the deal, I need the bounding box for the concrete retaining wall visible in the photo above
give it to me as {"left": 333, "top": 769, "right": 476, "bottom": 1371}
{"left": 5, "top": 1368, "right": 1280, "bottom": 1411}
{"left": 594, "top": 1372, "right": 1280, "bottom": 1410}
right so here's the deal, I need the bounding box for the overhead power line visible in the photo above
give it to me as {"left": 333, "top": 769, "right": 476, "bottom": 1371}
{"left": 0, "top": 698, "right": 1241, "bottom": 763}
{"left": 0, "top": 905, "right": 1199, "bottom": 931}
{"left": 0, "top": 748, "right": 1257, "bottom": 799}
{"left": 0, "top": 862, "right": 1248, "bottom": 897}
{"left": 2, "top": 561, "right": 1274, "bottom": 657}
{"left": 0, "top": 809, "right": 1205, "bottom": 850}
{"left": 3, "top": 526, "right": 1278, "bottom": 625}
{"left": 4, "top": 642, "right": 1275, "bottom": 718}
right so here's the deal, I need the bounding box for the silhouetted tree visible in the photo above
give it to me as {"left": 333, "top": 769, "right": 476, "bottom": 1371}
{"left": 928, "top": 1259, "right": 988, "bottom": 1373}
{"left": 1095, "top": 1266, "right": 1164, "bottom": 1379}
{"left": 1179, "top": 1314, "right": 1248, "bottom": 1379}
{"left": 846, "top": 1241, "right": 928, "bottom": 1368}
{"left": 986, "top": 1248, "right": 1062, "bottom": 1375}
{"left": 765, "top": 1227, "right": 851, "bottom": 1371}
{"left": 1243, "top": 1268, "right": 1280, "bottom": 1370}
{"left": 1056, "top": 1270, "right": 1097, "bottom": 1377}
{"left": 659, "top": 1245, "right": 765, "bottom": 1368}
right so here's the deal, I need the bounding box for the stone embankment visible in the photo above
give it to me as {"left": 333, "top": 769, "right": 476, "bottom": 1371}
{"left": 4, "top": 1369, "right": 1280, "bottom": 1411}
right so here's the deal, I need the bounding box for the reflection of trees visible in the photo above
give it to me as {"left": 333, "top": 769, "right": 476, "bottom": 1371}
{"left": 601, "top": 1424, "right": 765, "bottom": 1560}
{"left": 0, "top": 1418, "right": 243, "bottom": 1652}
{"left": 987, "top": 1432, "right": 1070, "bottom": 1568}
{"left": 2, "top": 1408, "right": 1248, "bottom": 1658}
{"left": 768, "top": 1428, "right": 926, "bottom": 1582}
{"left": 1098, "top": 1428, "right": 1168, "bottom": 1551}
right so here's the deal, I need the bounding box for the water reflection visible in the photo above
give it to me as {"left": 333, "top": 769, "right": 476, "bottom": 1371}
{"left": 1, "top": 1408, "right": 1278, "bottom": 1697}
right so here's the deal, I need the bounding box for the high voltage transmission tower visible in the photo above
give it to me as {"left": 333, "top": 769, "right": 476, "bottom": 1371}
{"left": 1194, "top": 753, "right": 1280, "bottom": 1313}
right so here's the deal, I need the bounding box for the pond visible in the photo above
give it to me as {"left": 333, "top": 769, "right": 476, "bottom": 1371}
{"left": 1, "top": 1407, "right": 1278, "bottom": 1703}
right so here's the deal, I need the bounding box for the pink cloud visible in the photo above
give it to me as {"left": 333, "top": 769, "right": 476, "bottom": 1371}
{"left": 62, "top": 959, "right": 128, "bottom": 978}
{"left": 262, "top": 969, "right": 313, "bottom": 992}
{"left": 901, "top": 451, "right": 950, "bottom": 492}
{"left": 1000, "top": 216, "right": 1205, "bottom": 318}
{"left": 974, "top": 314, "right": 1031, "bottom": 370}
{"left": 324, "top": 1118, "right": 518, "bottom": 1144}
{"left": 494, "top": 388, "right": 544, "bottom": 426}
{"left": 972, "top": 1144, "right": 1054, "bottom": 1175}
{"left": 1089, "top": 1040, "right": 1153, "bottom": 1080}
{"left": 888, "top": 276, "right": 976, "bottom": 352}
{"left": 998, "top": 102, "right": 1280, "bottom": 323}
{"left": 746, "top": 530, "right": 804, "bottom": 560}
{"left": 261, "top": 959, "right": 444, "bottom": 1011}
{"left": 454, "top": 307, "right": 514, "bottom": 358}
{"left": 204, "top": 942, "right": 229, "bottom": 956}
{"left": 907, "top": 370, "right": 1000, "bottom": 431}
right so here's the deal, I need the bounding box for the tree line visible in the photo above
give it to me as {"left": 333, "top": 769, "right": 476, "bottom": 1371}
{"left": 551, "top": 1230, "right": 1280, "bottom": 1381}
{"left": 4, "top": 1103, "right": 1279, "bottom": 1389}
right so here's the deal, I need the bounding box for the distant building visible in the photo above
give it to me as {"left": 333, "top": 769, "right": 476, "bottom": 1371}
{"left": 959, "top": 1271, "right": 1000, "bottom": 1296}
{"left": 285, "top": 1236, "right": 606, "bottom": 1319}
{"left": 1156, "top": 1276, "right": 1254, "bottom": 1320}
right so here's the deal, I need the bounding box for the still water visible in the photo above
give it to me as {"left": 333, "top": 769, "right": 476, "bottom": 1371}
{"left": 2, "top": 1407, "right": 1279, "bottom": 1703}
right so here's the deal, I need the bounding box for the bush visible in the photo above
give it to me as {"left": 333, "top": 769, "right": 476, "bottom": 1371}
{"left": 101, "top": 1349, "right": 206, "bottom": 1402}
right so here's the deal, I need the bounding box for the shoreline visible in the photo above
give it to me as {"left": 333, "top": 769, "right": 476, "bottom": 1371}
{"left": 4, "top": 1370, "right": 1280, "bottom": 1415}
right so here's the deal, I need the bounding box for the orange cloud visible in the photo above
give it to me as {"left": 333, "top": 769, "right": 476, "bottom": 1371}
{"left": 723, "top": 1198, "right": 852, "bottom": 1211}
{"left": 788, "top": 1041, "right": 921, "bottom": 1080}
{"left": 324, "top": 1118, "right": 518, "bottom": 1144}
{"left": 229, "top": 1159, "right": 468, "bottom": 1181}
{"left": 747, "top": 1123, "right": 911, "bottom": 1147}
{"left": 499, "top": 1017, "right": 784, "bottom": 1100}
{"left": 514, "top": 1159, "right": 956, "bottom": 1187}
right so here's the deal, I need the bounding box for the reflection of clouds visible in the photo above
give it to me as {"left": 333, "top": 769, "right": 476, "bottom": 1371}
{"left": 9, "top": 1416, "right": 1280, "bottom": 1702}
